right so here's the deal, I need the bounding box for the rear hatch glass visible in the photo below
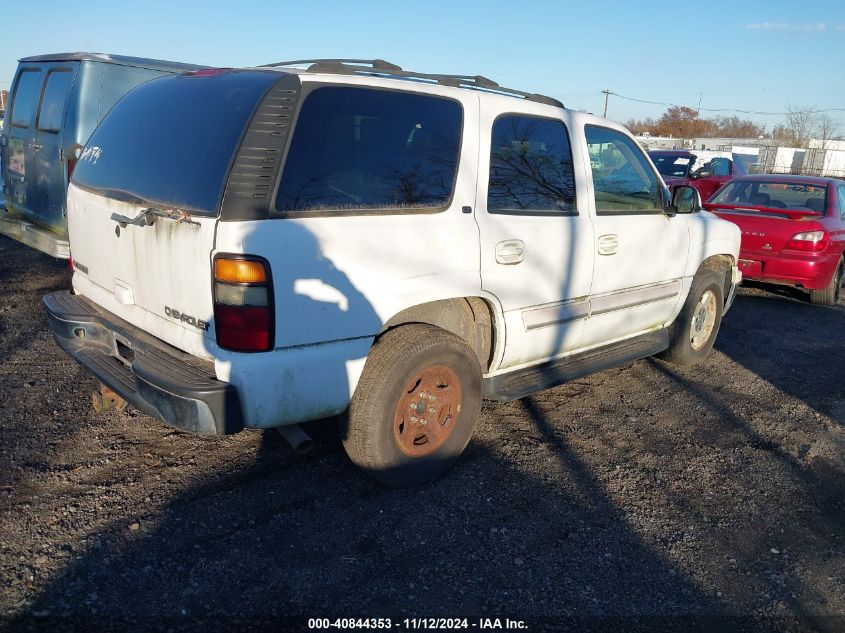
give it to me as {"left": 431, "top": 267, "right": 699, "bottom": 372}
{"left": 72, "top": 70, "right": 279, "bottom": 213}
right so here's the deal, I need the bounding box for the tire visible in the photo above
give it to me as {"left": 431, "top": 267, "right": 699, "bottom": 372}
{"left": 657, "top": 265, "right": 725, "bottom": 366}
{"left": 341, "top": 324, "right": 482, "bottom": 487}
{"left": 809, "top": 258, "right": 843, "bottom": 306}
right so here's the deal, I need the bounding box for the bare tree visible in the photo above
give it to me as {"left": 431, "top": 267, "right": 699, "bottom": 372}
{"left": 815, "top": 114, "right": 841, "bottom": 148}
{"left": 774, "top": 105, "right": 818, "bottom": 148}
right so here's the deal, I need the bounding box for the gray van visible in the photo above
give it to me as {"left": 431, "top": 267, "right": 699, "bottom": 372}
{"left": 0, "top": 53, "right": 204, "bottom": 257}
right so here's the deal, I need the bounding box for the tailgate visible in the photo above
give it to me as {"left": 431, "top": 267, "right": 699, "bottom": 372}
{"left": 68, "top": 184, "right": 217, "bottom": 358}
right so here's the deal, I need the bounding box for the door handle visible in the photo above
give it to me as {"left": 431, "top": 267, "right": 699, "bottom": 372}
{"left": 597, "top": 234, "right": 619, "bottom": 256}
{"left": 495, "top": 239, "right": 525, "bottom": 265}
{"left": 30, "top": 143, "right": 42, "bottom": 152}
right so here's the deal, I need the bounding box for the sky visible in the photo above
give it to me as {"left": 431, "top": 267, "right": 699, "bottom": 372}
{"left": 2, "top": 0, "right": 844, "bottom": 135}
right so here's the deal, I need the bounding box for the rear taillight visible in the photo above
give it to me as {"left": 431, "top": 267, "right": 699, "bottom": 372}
{"left": 213, "top": 256, "right": 273, "bottom": 352}
{"left": 785, "top": 230, "right": 829, "bottom": 253}
{"left": 66, "top": 158, "right": 77, "bottom": 182}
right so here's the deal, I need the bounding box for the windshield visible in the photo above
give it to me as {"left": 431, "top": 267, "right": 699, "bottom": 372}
{"left": 711, "top": 180, "right": 828, "bottom": 212}
{"left": 72, "top": 71, "right": 277, "bottom": 215}
{"left": 650, "top": 154, "right": 692, "bottom": 178}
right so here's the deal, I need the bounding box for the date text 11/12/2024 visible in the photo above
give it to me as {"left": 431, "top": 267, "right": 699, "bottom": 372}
{"left": 307, "top": 618, "right": 528, "bottom": 630}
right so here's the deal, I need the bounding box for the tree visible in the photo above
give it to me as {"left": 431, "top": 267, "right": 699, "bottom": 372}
{"left": 816, "top": 114, "right": 840, "bottom": 148}
{"left": 624, "top": 108, "right": 762, "bottom": 139}
{"left": 774, "top": 105, "right": 818, "bottom": 148}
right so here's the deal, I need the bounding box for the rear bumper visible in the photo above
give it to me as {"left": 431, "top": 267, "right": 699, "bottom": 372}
{"left": 0, "top": 214, "right": 70, "bottom": 258}
{"left": 43, "top": 291, "right": 244, "bottom": 435}
{"left": 724, "top": 265, "right": 742, "bottom": 313}
{"left": 739, "top": 251, "right": 840, "bottom": 291}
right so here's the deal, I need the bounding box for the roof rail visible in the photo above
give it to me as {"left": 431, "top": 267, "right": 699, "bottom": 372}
{"left": 261, "top": 58, "right": 403, "bottom": 71}
{"left": 258, "top": 59, "right": 564, "bottom": 108}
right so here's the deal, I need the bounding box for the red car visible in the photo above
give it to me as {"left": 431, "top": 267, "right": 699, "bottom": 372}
{"left": 649, "top": 150, "right": 744, "bottom": 202}
{"left": 704, "top": 175, "right": 845, "bottom": 305}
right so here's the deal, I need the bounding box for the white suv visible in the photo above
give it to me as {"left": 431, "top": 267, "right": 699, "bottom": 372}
{"left": 44, "top": 59, "right": 741, "bottom": 486}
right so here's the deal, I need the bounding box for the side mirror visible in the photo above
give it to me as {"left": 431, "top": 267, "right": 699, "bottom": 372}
{"left": 670, "top": 185, "right": 702, "bottom": 214}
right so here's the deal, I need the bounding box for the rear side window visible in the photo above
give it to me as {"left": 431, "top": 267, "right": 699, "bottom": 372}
{"left": 275, "top": 87, "right": 462, "bottom": 213}
{"left": 72, "top": 71, "right": 277, "bottom": 215}
{"left": 10, "top": 70, "right": 41, "bottom": 128}
{"left": 37, "top": 70, "right": 73, "bottom": 132}
{"left": 487, "top": 114, "right": 576, "bottom": 214}
{"left": 586, "top": 126, "right": 662, "bottom": 214}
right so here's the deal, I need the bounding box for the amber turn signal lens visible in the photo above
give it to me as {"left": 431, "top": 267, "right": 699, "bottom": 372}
{"left": 214, "top": 259, "right": 268, "bottom": 284}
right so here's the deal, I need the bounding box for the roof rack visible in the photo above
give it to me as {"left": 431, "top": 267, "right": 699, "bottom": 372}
{"left": 258, "top": 59, "right": 564, "bottom": 108}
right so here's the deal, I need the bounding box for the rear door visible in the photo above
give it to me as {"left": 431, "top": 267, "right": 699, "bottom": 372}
{"left": 3, "top": 66, "right": 43, "bottom": 217}
{"left": 474, "top": 106, "right": 595, "bottom": 369}
{"left": 32, "top": 66, "right": 76, "bottom": 232}
{"left": 67, "top": 70, "right": 279, "bottom": 358}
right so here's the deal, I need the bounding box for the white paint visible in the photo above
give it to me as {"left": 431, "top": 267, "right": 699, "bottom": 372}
{"left": 65, "top": 70, "right": 742, "bottom": 430}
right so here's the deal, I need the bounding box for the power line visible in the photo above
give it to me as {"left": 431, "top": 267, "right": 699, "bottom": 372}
{"left": 607, "top": 90, "right": 845, "bottom": 116}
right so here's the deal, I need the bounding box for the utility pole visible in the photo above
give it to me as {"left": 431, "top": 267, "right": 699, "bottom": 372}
{"left": 602, "top": 89, "right": 611, "bottom": 118}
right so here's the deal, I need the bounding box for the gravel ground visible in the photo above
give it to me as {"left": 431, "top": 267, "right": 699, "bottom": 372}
{"left": 0, "top": 234, "right": 843, "bottom": 632}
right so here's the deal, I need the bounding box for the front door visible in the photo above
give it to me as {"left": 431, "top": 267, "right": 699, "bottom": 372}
{"left": 579, "top": 124, "right": 690, "bottom": 349}
{"left": 475, "top": 108, "right": 595, "bottom": 370}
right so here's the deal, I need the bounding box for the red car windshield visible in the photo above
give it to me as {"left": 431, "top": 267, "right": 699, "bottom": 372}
{"left": 650, "top": 154, "right": 693, "bottom": 178}
{"left": 710, "top": 180, "right": 827, "bottom": 213}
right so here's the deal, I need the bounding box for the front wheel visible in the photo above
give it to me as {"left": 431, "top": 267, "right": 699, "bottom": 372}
{"left": 809, "top": 259, "right": 843, "bottom": 306}
{"left": 341, "top": 324, "right": 482, "bottom": 487}
{"left": 657, "top": 266, "right": 725, "bottom": 366}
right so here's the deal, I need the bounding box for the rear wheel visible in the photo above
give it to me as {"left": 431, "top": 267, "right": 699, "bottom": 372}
{"left": 341, "top": 324, "right": 482, "bottom": 487}
{"left": 809, "top": 258, "right": 843, "bottom": 306}
{"left": 657, "top": 265, "right": 725, "bottom": 366}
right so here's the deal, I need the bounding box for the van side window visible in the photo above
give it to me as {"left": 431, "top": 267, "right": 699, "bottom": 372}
{"left": 10, "top": 70, "right": 41, "bottom": 128}
{"left": 37, "top": 70, "right": 73, "bottom": 133}
{"left": 586, "top": 125, "right": 662, "bottom": 214}
{"left": 487, "top": 114, "right": 576, "bottom": 214}
{"left": 275, "top": 87, "right": 462, "bottom": 214}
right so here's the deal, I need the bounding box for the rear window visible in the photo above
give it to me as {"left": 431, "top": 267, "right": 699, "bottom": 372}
{"left": 72, "top": 71, "right": 277, "bottom": 215}
{"left": 275, "top": 87, "right": 462, "bottom": 213}
{"left": 711, "top": 180, "right": 828, "bottom": 212}
{"left": 37, "top": 70, "right": 73, "bottom": 132}
{"left": 10, "top": 70, "right": 41, "bottom": 128}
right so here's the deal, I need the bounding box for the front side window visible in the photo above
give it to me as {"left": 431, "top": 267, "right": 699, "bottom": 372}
{"left": 37, "top": 70, "right": 73, "bottom": 132}
{"left": 586, "top": 126, "right": 662, "bottom": 214}
{"left": 487, "top": 114, "right": 576, "bottom": 214}
{"left": 275, "top": 87, "right": 462, "bottom": 213}
{"left": 10, "top": 70, "right": 41, "bottom": 128}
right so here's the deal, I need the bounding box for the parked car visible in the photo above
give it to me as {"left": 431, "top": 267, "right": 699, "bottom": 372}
{"left": 649, "top": 149, "right": 745, "bottom": 202}
{"left": 43, "top": 59, "right": 741, "bottom": 486}
{"left": 0, "top": 53, "right": 205, "bottom": 258}
{"left": 704, "top": 174, "right": 845, "bottom": 305}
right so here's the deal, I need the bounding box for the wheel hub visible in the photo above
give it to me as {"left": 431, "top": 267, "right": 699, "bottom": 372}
{"left": 394, "top": 365, "right": 462, "bottom": 457}
{"left": 690, "top": 290, "right": 717, "bottom": 351}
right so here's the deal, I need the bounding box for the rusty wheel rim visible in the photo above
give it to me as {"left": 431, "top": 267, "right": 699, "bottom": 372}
{"left": 393, "top": 365, "right": 462, "bottom": 457}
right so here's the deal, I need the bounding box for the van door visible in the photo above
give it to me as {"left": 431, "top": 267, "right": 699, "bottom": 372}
{"left": 3, "top": 67, "right": 43, "bottom": 217}
{"left": 579, "top": 124, "right": 689, "bottom": 349}
{"left": 32, "top": 67, "right": 76, "bottom": 232}
{"left": 474, "top": 108, "right": 595, "bottom": 370}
